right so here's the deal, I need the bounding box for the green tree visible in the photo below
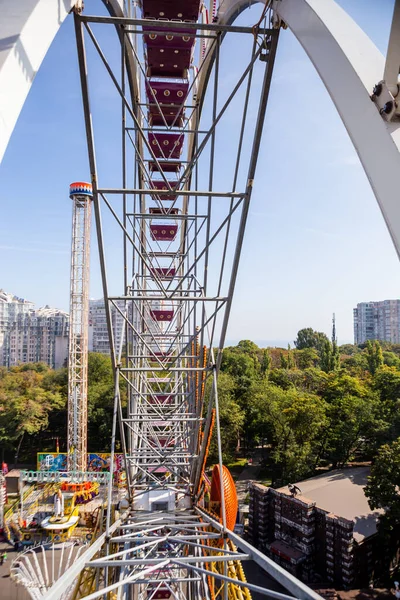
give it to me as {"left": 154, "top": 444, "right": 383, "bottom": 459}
{"left": 268, "top": 368, "right": 304, "bottom": 390}
{"left": 280, "top": 352, "right": 288, "bottom": 369}
{"left": 324, "top": 371, "right": 368, "bottom": 402}
{"left": 236, "top": 340, "right": 260, "bottom": 354}
{"left": 251, "top": 383, "right": 327, "bottom": 483}
{"left": 364, "top": 439, "right": 400, "bottom": 576}
{"left": 339, "top": 344, "right": 359, "bottom": 356}
{"left": 301, "top": 367, "right": 329, "bottom": 394}
{"left": 365, "top": 439, "right": 400, "bottom": 511}
{"left": 287, "top": 344, "right": 295, "bottom": 369}
{"left": 324, "top": 393, "right": 383, "bottom": 467}
{"left": 260, "top": 349, "right": 271, "bottom": 374}
{"left": 382, "top": 351, "right": 400, "bottom": 370}
{"left": 294, "top": 348, "right": 319, "bottom": 370}
{"left": 206, "top": 372, "right": 245, "bottom": 463}
{"left": 87, "top": 353, "right": 116, "bottom": 451}
{"left": 374, "top": 366, "right": 400, "bottom": 402}
{"left": 294, "top": 328, "right": 329, "bottom": 353}
{"left": 366, "top": 340, "right": 384, "bottom": 375}
{"left": 0, "top": 368, "right": 64, "bottom": 462}
{"left": 340, "top": 352, "right": 368, "bottom": 377}
{"left": 320, "top": 339, "right": 340, "bottom": 373}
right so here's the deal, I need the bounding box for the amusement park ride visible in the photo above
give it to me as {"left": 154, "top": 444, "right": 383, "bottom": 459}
{"left": 3, "top": 0, "right": 400, "bottom": 599}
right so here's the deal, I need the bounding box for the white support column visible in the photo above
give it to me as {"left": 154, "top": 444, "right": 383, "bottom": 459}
{"left": 0, "top": 0, "right": 127, "bottom": 165}
{"left": 207, "top": 0, "right": 400, "bottom": 260}
{"left": 384, "top": 0, "right": 400, "bottom": 94}
{"left": 67, "top": 182, "right": 93, "bottom": 473}
{"left": 270, "top": 0, "right": 400, "bottom": 258}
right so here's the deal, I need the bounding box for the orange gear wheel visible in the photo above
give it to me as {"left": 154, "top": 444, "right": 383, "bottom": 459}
{"left": 210, "top": 464, "right": 238, "bottom": 531}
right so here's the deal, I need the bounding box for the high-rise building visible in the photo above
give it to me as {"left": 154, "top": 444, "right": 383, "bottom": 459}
{"left": 89, "top": 298, "right": 126, "bottom": 355}
{"left": 8, "top": 307, "right": 69, "bottom": 368}
{"left": 0, "top": 290, "right": 34, "bottom": 365}
{"left": 353, "top": 299, "right": 400, "bottom": 344}
{"left": 0, "top": 289, "right": 69, "bottom": 368}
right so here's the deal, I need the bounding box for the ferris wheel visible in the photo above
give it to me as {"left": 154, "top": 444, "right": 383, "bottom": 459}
{"left": 4, "top": 0, "right": 400, "bottom": 599}
{"left": 65, "top": 2, "right": 289, "bottom": 599}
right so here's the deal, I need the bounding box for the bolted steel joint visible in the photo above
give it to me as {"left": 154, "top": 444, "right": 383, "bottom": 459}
{"left": 371, "top": 80, "right": 398, "bottom": 122}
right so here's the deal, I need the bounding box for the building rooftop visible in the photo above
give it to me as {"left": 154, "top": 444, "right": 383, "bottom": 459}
{"left": 0, "top": 289, "right": 33, "bottom": 304}
{"left": 276, "top": 467, "right": 383, "bottom": 542}
{"left": 36, "top": 306, "right": 69, "bottom": 317}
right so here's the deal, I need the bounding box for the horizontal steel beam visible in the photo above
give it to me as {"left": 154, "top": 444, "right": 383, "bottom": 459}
{"left": 88, "top": 555, "right": 251, "bottom": 567}
{"left": 121, "top": 367, "right": 209, "bottom": 372}
{"left": 98, "top": 188, "right": 245, "bottom": 198}
{"left": 109, "top": 295, "right": 227, "bottom": 302}
{"left": 127, "top": 213, "right": 208, "bottom": 220}
{"left": 79, "top": 15, "right": 273, "bottom": 35}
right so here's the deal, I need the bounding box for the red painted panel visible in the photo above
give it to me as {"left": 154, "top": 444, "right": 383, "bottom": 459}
{"left": 146, "top": 80, "right": 188, "bottom": 126}
{"left": 146, "top": 46, "right": 192, "bottom": 78}
{"left": 149, "top": 133, "right": 183, "bottom": 159}
{"left": 150, "top": 394, "right": 173, "bottom": 404}
{"left": 149, "top": 208, "right": 179, "bottom": 215}
{"left": 150, "top": 309, "right": 174, "bottom": 321}
{"left": 150, "top": 224, "right": 178, "bottom": 241}
{"left": 149, "top": 161, "right": 181, "bottom": 173}
{"left": 150, "top": 180, "right": 178, "bottom": 201}
{"left": 142, "top": 0, "right": 201, "bottom": 21}
{"left": 150, "top": 267, "right": 176, "bottom": 279}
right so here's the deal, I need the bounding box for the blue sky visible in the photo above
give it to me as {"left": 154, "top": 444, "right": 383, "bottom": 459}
{"left": 0, "top": 0, "right": 398, "bottom": 346}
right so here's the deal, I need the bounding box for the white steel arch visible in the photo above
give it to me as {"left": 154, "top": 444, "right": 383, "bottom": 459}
{"left": 0, "top": 0, "right": 132, "bottom": 165}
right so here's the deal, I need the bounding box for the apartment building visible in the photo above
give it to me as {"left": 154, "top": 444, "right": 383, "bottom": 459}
{"left": 8, "top": 306, "right": 69, "bottom": 368}
{"left": 0, "top": 290, "right": 34, "bottom": 364}
{"left": 353, "top": 299, "right": 400, "bottom": 344}
{"left": 89, "top": 298, "right": 126, "bottom": 354}
{"left": 0, "top": 289, "right": 69, "bottom": 368}
{"left": 248, "top": 468, "right": 381, "bottom": 589}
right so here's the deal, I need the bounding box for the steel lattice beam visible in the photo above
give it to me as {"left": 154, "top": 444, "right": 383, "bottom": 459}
{"left": 67, "top": 185, "right": 92, "bottom": 472}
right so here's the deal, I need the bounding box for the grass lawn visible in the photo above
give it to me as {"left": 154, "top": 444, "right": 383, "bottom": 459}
{"left": 226, "top": 458, "right": 248, "bottom": 479}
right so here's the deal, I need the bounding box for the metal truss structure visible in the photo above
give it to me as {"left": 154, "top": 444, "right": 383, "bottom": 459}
{"left": 5, "top": 1, "right": 400, "bottom": 600}
{"left": 39, "top": 2, "right": 323, "bottom": 600}
{"left": 67, "top": 185, "right": 93, "bottom": 473}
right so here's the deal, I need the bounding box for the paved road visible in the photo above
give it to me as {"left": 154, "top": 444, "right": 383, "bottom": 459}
{"left": 243, "top": 560, "right": 293, "bottom": 600}
{"left": 0, "top": 542, "right": 30, "bottom": 600}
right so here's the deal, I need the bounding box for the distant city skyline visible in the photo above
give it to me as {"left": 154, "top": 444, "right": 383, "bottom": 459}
{"left": 9, "top": 285, "right": 400, "bottom": 349}
{"left": 0, "top": 0, "right": 398, "bottom": 344}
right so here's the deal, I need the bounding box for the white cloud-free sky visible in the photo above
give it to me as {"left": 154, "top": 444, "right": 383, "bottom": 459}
{"left": 0, "top": 0, "right": 398, "bottom": 346}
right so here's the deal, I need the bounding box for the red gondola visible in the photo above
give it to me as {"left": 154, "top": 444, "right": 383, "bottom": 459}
{"left": 149, "top": 161, "right": 181, "bottom": 173}
{"left": 149, "top": 207, "right": 179, "bottom": 215}
{"left": 150, "top": 267, "right": 176, "bottom": 279}
{"left": 146, "top": 80, "right": 188, "bottom": 127}
{"left": 150, "top": 224, "right": 178, "bottom": 241}
{"left": 150, "top": 180, "right": 178, "bottom": 201}
{"left": 142, "top": 0, "right": 201, "bottom": 21}
{"left": 149, "top": 207, "right": 179, "bottom": 241}
{"left": 149, "top": 395, "right": 173, "bottom": 404}
{"left": 144, "top": 26, "right": 194, "bottom": 78}
{"left": 150, "top": 309, "right": 174, "bottom": 321}
{"left": 149, "top": 351, "right": 174, "bottom": 366}
{"left": 149, "top": 133, "right": 183, "bottom": 160}
{"left": 159, "top": 437, "right": 174, "bottom": 448}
